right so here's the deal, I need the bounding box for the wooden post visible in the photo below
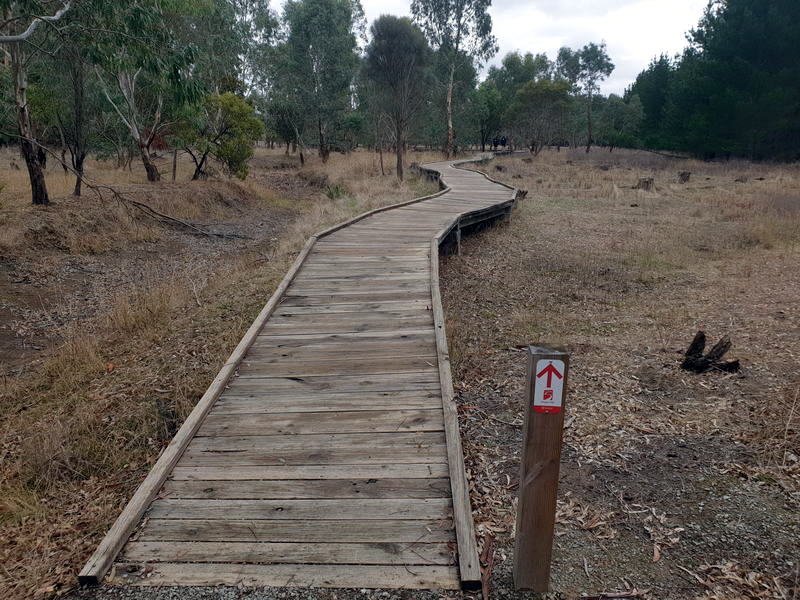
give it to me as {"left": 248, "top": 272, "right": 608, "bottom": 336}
{"left": 514, "top": 346, "right": 570, "bottom": 592}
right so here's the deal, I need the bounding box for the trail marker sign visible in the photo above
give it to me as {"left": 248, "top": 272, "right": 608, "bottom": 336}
{"left": 533, "top": 359, "right": 565, "bottom": 414}
{"left": 514, "top": 347, "right": 570, "bottom": 592}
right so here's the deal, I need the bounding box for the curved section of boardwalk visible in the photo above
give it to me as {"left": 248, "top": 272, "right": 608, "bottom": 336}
{"left": 80, "top": 159, "right": 516, "bottom": 591}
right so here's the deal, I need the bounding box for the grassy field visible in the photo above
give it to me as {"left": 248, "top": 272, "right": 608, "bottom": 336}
{"left": 442, "top": 149, "right": 799, "bottom": 599}
{"left": 3, "top": 145, "right": 797, "bottom": 600}
{"left": 0, "top": 147, "right": 437, "bottom": 599}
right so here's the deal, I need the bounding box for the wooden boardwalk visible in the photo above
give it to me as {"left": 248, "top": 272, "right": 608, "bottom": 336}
{"left": 80, "top": 159, "right": 517, "bottom": 591}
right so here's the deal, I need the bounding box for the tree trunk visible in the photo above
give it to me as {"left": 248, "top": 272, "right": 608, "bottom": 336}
{"left": 69, "top": 53, "right": 87, "bottom": 195}
{"left": 395, "top": 122, "right": 404, "bottom": 182}
{"left": 139, "top": 143, "right": 160, "bottom": 182}
{"left": 172, "top": 149, "right": 178, "bottom": 181}
{"left": 192, "top": 151, "right": 210, "bottom": 180}
{"left": 73, "top": 153, "right": 86, "bottom": 196}
{"left": 585, "top": 93, "right": 594, "bottom": 153}
{"left": 318, "top": 119, "right": 329, "bottom": 163}
{"left": 10, "top": 43, "right": 49, "bottom": 205}
{"left": 445, "top": 63, "right": 455, "bottom": 159}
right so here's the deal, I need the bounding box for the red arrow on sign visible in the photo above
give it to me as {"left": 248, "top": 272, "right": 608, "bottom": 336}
{"left": 536, "top": 362, "right": 563, "bottom": 388}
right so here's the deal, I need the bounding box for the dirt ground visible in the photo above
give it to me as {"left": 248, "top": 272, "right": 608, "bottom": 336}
{"left": 5, "top": 147, "right": 798, "bottom": 600}
{"left": 440, "top": 149, "right": 799, "bottom": 599}
{"left": 0, "top": 147, "right": 437, "bottom": 600}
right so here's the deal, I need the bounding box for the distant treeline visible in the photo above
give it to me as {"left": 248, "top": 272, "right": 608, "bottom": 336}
{"left": 4, "top": 0, "right": 796, "bottom": 208}
{"left": 627, "top": 0, "right": 800, "bottom": 161}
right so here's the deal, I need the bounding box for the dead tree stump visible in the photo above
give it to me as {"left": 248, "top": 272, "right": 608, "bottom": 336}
{"left": 681, "top": 331, "right": 740, "bottom": 373}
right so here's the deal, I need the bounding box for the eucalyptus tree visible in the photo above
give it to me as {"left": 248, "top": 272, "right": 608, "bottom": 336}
{"left": 557, "top": 43, "right": 614, "bottom": 152}
{"left": 411, "top": 0, "right": 497, "bottom": 157}
{"left": 278, "top": 0, "right": 363, "bottom": 162}
{"left": 505, "top": 78, "right": 571, "bottom": 154}
{"left": 472, "top": 80, "right": 503, "bottom": 151}
{"left": 487, "top": 51, "right": 552, "bottom": 105}
{"left": 364, "top": 15, "right": 431, "bottom": 181}
{"left": 89, "top": 0, "right": 203, "bottom": 182}
{"left": 0, "top": 0, "right": 72, "bottom": 204}
{"left": 266, "top": 97, "right": 306, "bottom": 161}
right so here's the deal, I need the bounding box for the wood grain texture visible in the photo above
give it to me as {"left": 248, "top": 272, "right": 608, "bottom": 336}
{"left": 111, "top": 563, "right": 461, "bottom": 589}
{"left": 85, "top": 157, "right": 517, "bottom": 591}
{"left": 136, "top": 518, "right": 456, "bottom": 543}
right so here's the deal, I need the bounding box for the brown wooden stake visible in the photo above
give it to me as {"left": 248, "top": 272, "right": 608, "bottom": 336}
{"left": 514, "top": 346, "right": 570, "bottom": 592}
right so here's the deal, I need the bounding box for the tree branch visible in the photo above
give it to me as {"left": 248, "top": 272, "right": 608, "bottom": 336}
{"left": 0, "top": 1, "right": 72, "bottom": 44}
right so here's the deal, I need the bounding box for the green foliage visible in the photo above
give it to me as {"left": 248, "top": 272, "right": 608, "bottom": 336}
{"left": 505, "top": 79, "right": 571, "bottom": 153}
{"left": 364, "top": 15, "right": 431, "bottom": 171}
{"left": 487, "top": 51, "right": 551, "bottom": 104}
{"left": 266, "top": 98, "right": 305, "bottom": 147}
{"left": 411, "top": 0, "right": 497, "bottom": 154}
{"left": 629, "top": 0, "right": 800, "bottom": 159}
{"left": 276, "top": 0, "right": 363, "bottom": 159}
{"left": 325, "top": 183, "right": 348, "bottom": 199}
{"left": 472, "top": 80, "right": 504, "bottom": 149}
{"left": 625, "top": 55, "right": 672, "bottom": 147}
{"left": 595, "top": 94, "right": 644, "bottom": 150}
{"left": 410, "top": 0, "right": 497, "bottom": 63}
{"left": 181, "top": 92, "right": 265, "bottom": 179}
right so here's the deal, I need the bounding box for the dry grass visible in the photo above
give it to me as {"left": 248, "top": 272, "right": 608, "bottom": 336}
{"left": 0, "top": 146, "right": 438, "bottom": 599}
{"left": 443, "top": 148, "right": 800, "bottom": 599}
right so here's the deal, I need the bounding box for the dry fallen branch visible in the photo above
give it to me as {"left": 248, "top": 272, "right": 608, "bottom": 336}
{"left": 10, "top": 133, "right": 251, "bottom": 240}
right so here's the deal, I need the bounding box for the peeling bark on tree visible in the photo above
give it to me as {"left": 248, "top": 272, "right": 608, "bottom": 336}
{"left": 10, "top": 43, "right": 49, "bottom": 205}
{"left": 445, "top": 63, "right": 455, "bottom": 159}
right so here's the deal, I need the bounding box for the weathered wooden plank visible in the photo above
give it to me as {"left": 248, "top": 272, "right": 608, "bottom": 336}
{"left": 244, "top": 347, "right": 437, "bottom": 362}
{"left": 261, "top": 315, "right": 434, "bottom": 332}
{"left": 281, "top": 291, "right": 432, "bottom": 305}
{"left": 198, "top": 409, "right": 445, "bottom": 436}
{"left": 111, "top": 563, "right": 461, "bottom": 589}
{"left": 253, "top": 330, "right": 434, "bottom": 344}
{"left": 238, "top": 357, "right": 438, "bottom": 377}
{"left": 188, "top": 431, "right": 445, "bottom": 450}
{"left": 161, "top": 478, "right": 452, "bottom": 500}
{"left": 78, "top": 236, "right": 321, "bottom": 586}
{"left": 122, "top": 541, "right": 454, "bottom": 566}
{"left": 147, "top": 498, "right": 452, "bottom": 521}
{"left": 136, "top": 518, "right": 455, "bottom": 543}
{"left": 82, "top": 157, "right": 518, "bottom": 590}
{"left": 170, "top": 463, "right": 450, "bottom": 481}
{"left": 227, "top": 372, "right": 441, "bottom": 390}
{"left": 211, "top": 394, "right": 442, "bottom": 414}
{"left": 180, "top": 445, "right": 447, "bottom": 466}
{"left": 270, "top": 300, "right": 432, "bottom": 314}
{"left": 272, "top": 307, "right": 432, "bottom": 320}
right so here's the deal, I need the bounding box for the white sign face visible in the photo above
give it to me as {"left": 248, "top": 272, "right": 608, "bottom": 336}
{"left": 533, "top": 359, "right": 565, "bottom": 414}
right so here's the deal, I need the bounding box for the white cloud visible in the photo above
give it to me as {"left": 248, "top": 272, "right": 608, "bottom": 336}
{"left": 489, "top": 0, "right": 710, "bottom": 93}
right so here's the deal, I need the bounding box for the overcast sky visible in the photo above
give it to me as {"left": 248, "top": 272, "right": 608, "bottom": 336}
{"left": 359, "top": 0, "right": 709, "bottom": 95}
